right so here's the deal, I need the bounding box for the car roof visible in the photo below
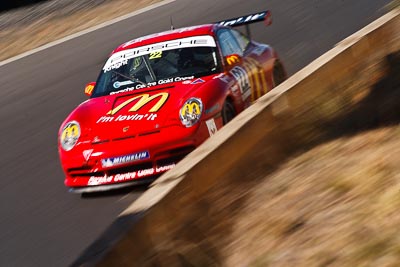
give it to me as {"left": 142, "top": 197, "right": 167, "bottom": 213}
{"left": 112, "top": 24, "right": 218, "bottom": 54}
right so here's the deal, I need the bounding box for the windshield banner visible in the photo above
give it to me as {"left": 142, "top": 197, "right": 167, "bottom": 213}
{"left": 103, "top": 35, "right": 216, "bottom": 72}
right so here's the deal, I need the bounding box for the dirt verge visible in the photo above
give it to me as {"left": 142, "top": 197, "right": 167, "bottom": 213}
{"left": 0, "top": 0, "right": 160, "bottom": 62}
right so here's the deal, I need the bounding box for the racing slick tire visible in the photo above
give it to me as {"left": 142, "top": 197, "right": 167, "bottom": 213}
{"left": 222, "top": 100, "right": 236, "bottom": 125}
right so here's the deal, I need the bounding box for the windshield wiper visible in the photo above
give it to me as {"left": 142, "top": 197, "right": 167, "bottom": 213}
{"left": 111, "top": 70, "right": 148, "bottom": 87}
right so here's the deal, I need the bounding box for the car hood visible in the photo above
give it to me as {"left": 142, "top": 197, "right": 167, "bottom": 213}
{"left": 66, "top": 76, "right": 216, "bottom": 142}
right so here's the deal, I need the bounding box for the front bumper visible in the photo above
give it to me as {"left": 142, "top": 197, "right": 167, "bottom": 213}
{"left": 60, "top": 123, "right": 210, "bottom": 191}
{"left": 68, "top": 177, "right": 155, "bottom": 193}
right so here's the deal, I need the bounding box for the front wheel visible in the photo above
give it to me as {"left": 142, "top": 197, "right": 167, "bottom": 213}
{"left": 222, "top": 100, "right": 236, "bottom": 125}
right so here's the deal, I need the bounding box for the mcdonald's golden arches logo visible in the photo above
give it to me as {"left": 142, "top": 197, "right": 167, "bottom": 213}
{"left": 226, "top": 55, "right": 240, "bottom": 65}
{"left": 85, "top": 84, "right": 95, "bottom": 95}
{"left": 107, "top": 92, "right": 169, "bottom": 115}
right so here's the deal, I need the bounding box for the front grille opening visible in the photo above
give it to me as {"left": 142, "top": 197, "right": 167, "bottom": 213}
{"left": 156, "top": 154, "right": 189, "bottom": 167}
{"left": 168, "top": 146, "right": 196, "bottom": 156}
{"left": 156, "top": 146, "right": 195, "bottom": 166}
{"left": 69, "top": 171, "right": 105, "bottom": 178}
{"left": 67, "top": 145, "right": 195, "bottom": 179}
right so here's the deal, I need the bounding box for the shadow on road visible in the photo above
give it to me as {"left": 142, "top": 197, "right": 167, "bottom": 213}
{"left": 80, "top": 183, "right": 151, "bottom": 199}
{"left": 70, "top": 211, "right": 146, "bottom": 267}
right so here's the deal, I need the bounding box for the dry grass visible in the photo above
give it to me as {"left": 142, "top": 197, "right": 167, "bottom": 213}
{"left": 387, "top": 0, "right": 400, "bottom": 10}
{"left": 0, "top": 0, "right": 161, "bottom": 62}
{"left": 224, "top": 126, "right": 400, "bottom": 267}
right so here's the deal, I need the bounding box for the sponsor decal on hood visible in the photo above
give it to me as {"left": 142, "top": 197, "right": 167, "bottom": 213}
{"left": 96, "top": 92, "right": 169, "bottom": 124}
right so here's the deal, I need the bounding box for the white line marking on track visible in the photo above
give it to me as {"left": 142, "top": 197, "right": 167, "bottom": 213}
{"left": 0, "top": 0, "right": 177, "bottom": 67}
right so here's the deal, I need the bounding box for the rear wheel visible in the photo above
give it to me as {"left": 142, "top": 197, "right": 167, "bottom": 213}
{"left": 273, "top": 61, "right": 286, "bottom": 87}
{"left": 222, "top": 100, "right": 236, "bottom": 125}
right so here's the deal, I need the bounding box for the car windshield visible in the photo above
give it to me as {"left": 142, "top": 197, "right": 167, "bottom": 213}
{"left": 92, "top": 36, "right": 221, "bottom": 97}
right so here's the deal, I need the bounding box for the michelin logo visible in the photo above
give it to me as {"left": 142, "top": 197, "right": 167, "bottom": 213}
{"left": 101, "top": 151, "right": 150, "bottom": 168}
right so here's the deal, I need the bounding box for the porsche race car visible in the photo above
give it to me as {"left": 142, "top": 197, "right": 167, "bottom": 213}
{"left": 58, "top": 10, "right": 286, "bottom": 193}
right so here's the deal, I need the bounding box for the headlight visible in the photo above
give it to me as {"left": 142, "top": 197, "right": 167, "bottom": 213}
{"left": 179, "top": 98, "right": 203, "bottom": 127}
{"left": 60, "top": 121, "right": 81, "bottom": 151}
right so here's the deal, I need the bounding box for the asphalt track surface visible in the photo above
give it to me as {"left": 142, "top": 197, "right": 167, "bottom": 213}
{"left": 0, "top": 0, "right": 392, "bottom": 266}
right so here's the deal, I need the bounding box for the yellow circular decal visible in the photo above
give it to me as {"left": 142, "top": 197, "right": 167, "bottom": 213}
{"left": 60, "top": 121, "right": 80, "bottom": 151}
{"left": 179, "top": 98, "right": 203, "bottom": 127}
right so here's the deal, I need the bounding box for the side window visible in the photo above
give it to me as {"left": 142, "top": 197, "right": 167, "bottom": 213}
{"left": 217, "top": 29, "right": 243, "bottom": 57}
{"left": 230, "top": 29, "right": 250, "bottom": 52}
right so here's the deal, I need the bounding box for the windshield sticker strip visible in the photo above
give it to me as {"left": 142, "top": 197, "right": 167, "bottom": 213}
{"left": 103, "top": 35, "right": 216, "bottom": 72}
{"left": 110, "top": 76, "right": 195, "bottom": 95}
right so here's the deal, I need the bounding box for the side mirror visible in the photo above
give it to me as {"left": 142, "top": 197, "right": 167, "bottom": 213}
{"left": 224, "top": 54, "right": 242, "bottom": 69}
{"left": 84, "top": 82, "right": 96, "bottom": 97}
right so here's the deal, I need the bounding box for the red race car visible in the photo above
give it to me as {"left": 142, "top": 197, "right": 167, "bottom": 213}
{"left": 58, "top": 10, "right": 286, "bottom": 193}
